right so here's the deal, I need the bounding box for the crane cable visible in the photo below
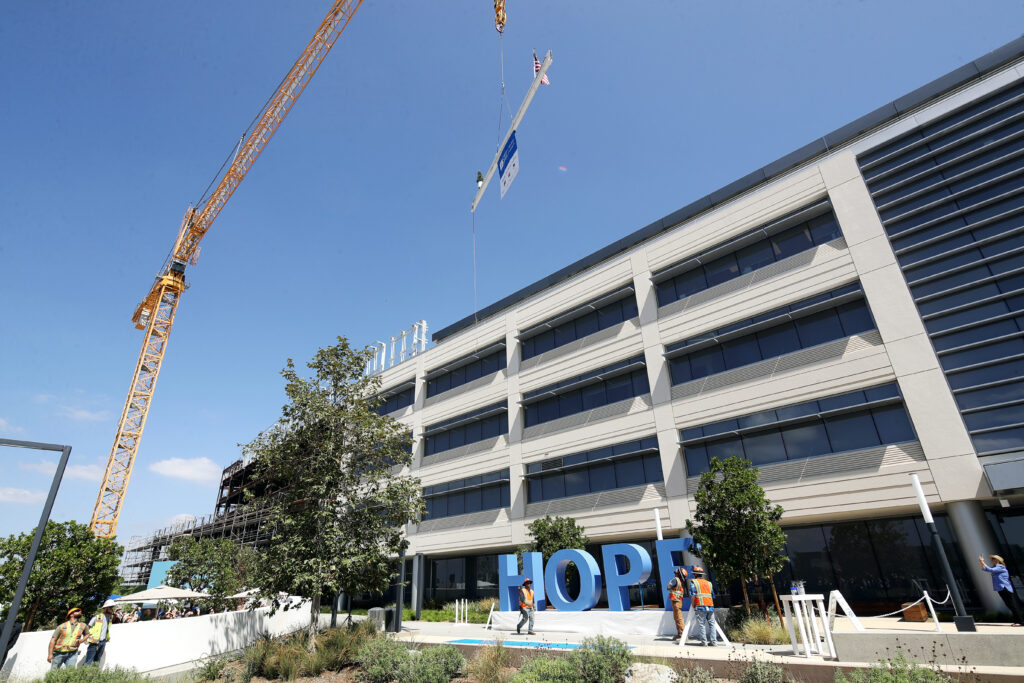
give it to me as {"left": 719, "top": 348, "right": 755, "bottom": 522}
{"left": 472, "top": 0, "right": 513, "bottom": 324}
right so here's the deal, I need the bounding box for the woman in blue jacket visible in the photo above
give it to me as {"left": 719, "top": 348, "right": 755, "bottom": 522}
{"left": 979, "top": 554, "right": 1022, "bottom": 625}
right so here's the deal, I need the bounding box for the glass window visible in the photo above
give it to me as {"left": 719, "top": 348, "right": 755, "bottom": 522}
{"left": 670, "top": 357, "right": 693, "bottom": 384}
{"left": 558, "top": 391, "right": 583, "bottom": 417}
{"left": 824, "top": 411, "right": 881, "bottom": 452}
{"left": 941, "top": 337, "right": 1024, "bottom": 371}
{"left": 481, "top": 485, "right": 500, "bottom": 510}
{"left": 809, "top": 215, "right": 842, "bottom": 244}
{"left": 933, "top": 319, "right": 1019, "bottom": 352}
{"left": 598, "top": 302, "right": 625, "bottom": 328}
{"left": 837, "top": 300, "right": 875, "bottom": 335}
{"left": 871, "top": 405, "right": 916, "bottom": 443}
{"left": 784, "top": 526, "right": 836, "bottom": 595}
{"left": 480, "top": 416, "right": 500, "bottom": 439}
{"left": 447, "top": 492, "right": 464, "bottom": 516}
{"left": 632, "top": 370, "right": 650, "bottom": 395}
{"left": 537, "top": 398, "right": 559, "bottom": 424}
{"left": 956, "top": 382, "right": 1024, "bottom": 410}
{"left": 614, "top": 455, "right": 646, "bottom": 488}
{"left": 948, "top": 358, "right": 1024, "bottom": 389}
{"left": 528, "top": 478, "right": 544, "bottom": 503}
{"left": 780, "top": 421, "right": 830, "bottom": 460}
{"left": 741, "top": 429, "right": 787, "bottom": 465}
{"left": 643, "top": 453, "right": 664, "bottom": 482}
{"left": 776, "top": 401, "right": 819, "bottom": 421}
{"left": 704, "top": 254, "right": 740, "bottom": 287}
{"left": 722, "top": 336, "right": 762, "bottom": 368}
{"left": 706, "top": 437, "right": 741, "bottom": 463}
{"left": 581, "top": 382, "right": 607, "bottom": 410}
{"left": 756, "top": 323, "right": 801, "bottom": 360}
{"left": 449, "top": 427, "right": 466, "bottom": 448}
{"left": 564, "top": 468, "right": 589, "bottom": 497}
{"left": 736, "top": 240, "right": 775, "bottom": 274}
{"left": 674, "top": 268, "right": 708, "bottom": 299}
{"left": 606, "top": 374, "right": 634, "bottom": 403}
{"left": 575, "top": 311, "right": 599, "bottom": 338}
{"left": 772, "top": 226, "right": 814, "bottom": 259}
{"left": 589, "top": 461, "right": 617, "bottom": 492}
{"left": 972, "top": 426, "right": 1024, "bottom": 453}
{"left": 819, "top": 391, "right": 866, "bottom": 412}
{"left": 689, "top": 347, "right": 726, "bottom": 379}
{"left": 684, "top": 444, "right": 709, "bottom": 476}
{"left": 463, "top": 420, "right": 482, "bottom": 445}
{"left": 463, "top": 488, "right": 482, "bottom": 514}
{"left": 795, "top": 309, "right": 845, "bottom": 347}
{"left": 964, "top": 403, "right": 1024, "bottom": 431}
{"left": 449, "top": 366, "right": 465, "bottom": 388}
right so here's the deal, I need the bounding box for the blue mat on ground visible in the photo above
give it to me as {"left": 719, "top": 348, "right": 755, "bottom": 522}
{"left": 447, "top": 639, "right": 634, "bottom": 650}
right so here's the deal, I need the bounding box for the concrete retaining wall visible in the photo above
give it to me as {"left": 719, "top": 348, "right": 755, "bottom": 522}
{"left": 833, "top": 630, "right": 1024, "bottom": 668}
{"left": 1, "top": 606, "right": 329, "bottom": 682}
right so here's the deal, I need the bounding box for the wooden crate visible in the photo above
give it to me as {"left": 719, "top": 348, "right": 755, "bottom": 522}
{"left": 901, "top": 602, "right": 929, "bottom": 622}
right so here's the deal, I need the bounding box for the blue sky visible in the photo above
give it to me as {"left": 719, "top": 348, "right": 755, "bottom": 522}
{"left": 1, "top": 1, "right": 1021, "bottom": 544}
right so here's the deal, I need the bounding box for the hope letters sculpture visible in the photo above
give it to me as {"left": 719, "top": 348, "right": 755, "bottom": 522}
{"left": 497, "top": 537, "right": 694, "bottom": 611}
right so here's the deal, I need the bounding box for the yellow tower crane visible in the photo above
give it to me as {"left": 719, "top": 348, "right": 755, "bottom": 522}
{"left": 89, "top": 0, "right": 364, "bottom": 539}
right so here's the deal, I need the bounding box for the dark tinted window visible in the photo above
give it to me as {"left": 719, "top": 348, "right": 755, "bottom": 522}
{"left": 522, "top": 294, "right": 639, "bottom": 360}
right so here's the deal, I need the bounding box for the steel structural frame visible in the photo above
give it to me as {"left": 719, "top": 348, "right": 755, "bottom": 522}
{"left": 0, "top": 439, "right": 73, "bottom": 668}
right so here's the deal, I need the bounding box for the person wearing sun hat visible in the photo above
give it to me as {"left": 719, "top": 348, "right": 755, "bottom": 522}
{"left": 979, "top": 554, "right": 1023, "bottom": 626}
{"left": 48, "top": 607, "right": 88, "bottom": 669}
{"left": 82, "top": 600, "right": 117, "bottom": 666}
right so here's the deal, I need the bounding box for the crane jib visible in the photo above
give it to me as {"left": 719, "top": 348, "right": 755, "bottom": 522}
{"left": 89, "top": 0, "right": 365, "bottom": 538}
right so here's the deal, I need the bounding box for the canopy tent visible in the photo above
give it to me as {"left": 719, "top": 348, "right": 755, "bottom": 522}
{"left": 113, "top": 585, "right": 209, "bottom": 603}
{"left": 226, "top": 589, "right": 261, "bottom": 599}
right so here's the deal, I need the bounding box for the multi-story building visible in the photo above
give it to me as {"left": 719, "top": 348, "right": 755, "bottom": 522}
{"left": 374, "top": 37, "right": 1024, "bottom": 615}
{"left": 120, "top": 458, "right": 273, "bottom": 586}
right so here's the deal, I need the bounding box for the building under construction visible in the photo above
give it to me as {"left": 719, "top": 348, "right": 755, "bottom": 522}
{"left": 119, "top": 458, "right": 274, "bottom": 586}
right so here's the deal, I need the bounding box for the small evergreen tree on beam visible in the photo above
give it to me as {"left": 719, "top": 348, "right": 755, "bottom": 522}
{"left": 244, "top": 338, "right": 423, "bottom": 650}
{"left": 685, "top": 456, "right": 787, "bottom": 615}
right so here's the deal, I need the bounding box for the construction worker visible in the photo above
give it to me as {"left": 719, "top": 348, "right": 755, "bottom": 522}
{"left": 688, "top": 566, "right": 718, "bottom": 646}
{"left": 666, "top": 568, "right": 688, "bottom": 640}
{"left": 82, "top": 600, "right": 116, "bottom": 666}
{"left": 516, "top": 578, "right": 536, "bottom": 635}
{"left": 48, "top": 607, "right": 88, "bottom": 669}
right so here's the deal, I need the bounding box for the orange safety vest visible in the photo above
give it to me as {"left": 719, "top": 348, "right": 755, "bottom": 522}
{"left": 52, "top": 621, "right": 85, "bottom": 652}
{"left": 689, "top": 578, "right": 714, "bottom": 608}
{"left": 668, "top": 577, "right": 685, "bottom": 604}
{"left": 519, "top": 587, "right": 535, "bottom": 610}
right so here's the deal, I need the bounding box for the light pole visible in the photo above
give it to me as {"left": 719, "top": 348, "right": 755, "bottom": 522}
{"left": 0, "top": 439, "right": 74, "bottom": 665}
{"left": 909, "top": 473, "right": 976, "bottom": 632}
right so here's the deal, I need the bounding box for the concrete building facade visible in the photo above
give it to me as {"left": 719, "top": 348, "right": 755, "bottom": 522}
{"left": 377, "top": 39, "right": 1024, "bottom": 615}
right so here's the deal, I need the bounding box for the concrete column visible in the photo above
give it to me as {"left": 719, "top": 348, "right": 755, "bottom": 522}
{"left": 503, "top": 311, "right": 529, "bottom": 546}
{"left": 946, "top": 500, "right": 1004, "bottom": 613}
{"left": 410, "top": 553, "right": 424, "bottom": 619}
{"left": 630, "top": 250, "right": 690, "bottom": 532}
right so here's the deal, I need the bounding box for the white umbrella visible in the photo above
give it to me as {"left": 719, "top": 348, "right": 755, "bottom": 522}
{"left": 113, "top": 585, "right": 210, "bottom": 603}
{"left": 226, "top": 588, "right": 261, "bottom": 599}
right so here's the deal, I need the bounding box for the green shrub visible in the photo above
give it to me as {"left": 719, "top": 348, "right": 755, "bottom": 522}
{"left": 834, "top": 652, "right": 953, "bottom": 682}
{"left": 569, "top": 636, "right": 633, "bottom": 683}
{"left": 416, "top": 645, "right": 465, "bottom": 680}
{"left": 467, "top": 640, "right": 513, "bottom": 683}
{"left": 730, "top": 615, "right": 790, "bottom": 645}
{"left": 670, "top": 662, "right": 717, "bottom": 683}
{"left": 739, "top": 659, "right": 787, "bottom": 683}
{"left": 508, "top": 655, "right": 578, "bottom": 683}
{"left": 318, "top": 626, "right": 365, "bottom": 670}
{"left": 241, "top": 638, "right": 274, "bottom": 681}
{"left": 193, "top": 657, "right": 229, "bottom": 681}
{"left": 357, "top": 636, "right": 412, "bottom": 683}
{"left": 43, "top": 667, "right": 143, "bottom": 683}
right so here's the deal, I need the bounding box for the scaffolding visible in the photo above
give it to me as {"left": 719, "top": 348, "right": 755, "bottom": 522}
{"left": 119, "top": 458, "right": 274, "bottom": 585}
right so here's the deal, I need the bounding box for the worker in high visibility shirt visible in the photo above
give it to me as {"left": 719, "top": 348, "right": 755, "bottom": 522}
{"left": 688, "top": 566, "right": 718, "bottom": 646}
{"left": 516, "top": 578, "right": 536, "bottom": 635}
{"left": 48, "top": 608, "right": 88, "bottom": 669}
{"left": 82, "top": 600, "right": 116, "bottom": 666}
{"left": 666, "top": 568, "right": 688, "bottom": 640}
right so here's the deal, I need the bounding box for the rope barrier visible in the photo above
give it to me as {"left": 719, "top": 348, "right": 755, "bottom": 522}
{"left": 854, "top": 589, "right": 952, "bottom": 619}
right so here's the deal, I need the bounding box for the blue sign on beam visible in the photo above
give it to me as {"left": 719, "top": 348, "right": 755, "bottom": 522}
{"left": 498, "top": 131, "right": 519, "bottom": 199}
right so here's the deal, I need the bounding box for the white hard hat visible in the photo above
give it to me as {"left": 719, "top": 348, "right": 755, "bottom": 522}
{"left": 102, "top": 600, "right": 117, "bottom": 608}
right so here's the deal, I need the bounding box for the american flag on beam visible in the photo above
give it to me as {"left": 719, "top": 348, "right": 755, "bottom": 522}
{"left": 533, "top": 51, "right": 550, "bottom": 85}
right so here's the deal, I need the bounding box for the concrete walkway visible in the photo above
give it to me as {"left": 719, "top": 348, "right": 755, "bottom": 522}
{"left": 391, "top": 618, "right": 1024, "bottom": 682}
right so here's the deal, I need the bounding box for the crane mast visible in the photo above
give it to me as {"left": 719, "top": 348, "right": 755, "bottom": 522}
{"left": 89, "top": 0, "right": 364, "bottom": 539}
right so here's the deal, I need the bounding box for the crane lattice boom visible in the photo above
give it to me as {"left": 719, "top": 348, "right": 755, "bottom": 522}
{"left": 90, "top": 0, "right": 364, "bottom": 539}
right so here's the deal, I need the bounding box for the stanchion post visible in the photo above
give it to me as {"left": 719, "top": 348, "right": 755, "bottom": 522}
{"left": 909, "top": 474, "right": 975, "bottom": 632}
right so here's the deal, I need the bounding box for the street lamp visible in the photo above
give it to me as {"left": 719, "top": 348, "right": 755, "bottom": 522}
{"left": 0, "top": 439, "right": 74, "bottom": 665}
{"left": 909, "top": 473, "right": 976, "bottom": 632}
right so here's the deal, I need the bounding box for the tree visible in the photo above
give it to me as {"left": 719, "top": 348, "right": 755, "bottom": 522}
{"left": 165, "top": 537, "right": 255, "bottom": 609}
{"left": 244, "top": 338, "right": 423, "bottom": 650}
{"left": 0, "top": 521, "right": 122, "bottom": 631}
{"left": 521, "top": 516, "right": 590, "bottom": 592}
{"left": 685, "top": 456, "right": 787, "bottom": 615}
